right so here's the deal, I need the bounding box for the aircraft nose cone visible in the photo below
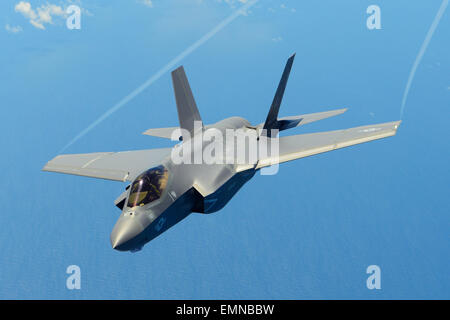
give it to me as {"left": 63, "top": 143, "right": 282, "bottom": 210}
{"left": 110, "top": 216, "right": 144, "bottom": 251}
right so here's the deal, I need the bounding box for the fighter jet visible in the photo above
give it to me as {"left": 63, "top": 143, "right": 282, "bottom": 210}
{"left": 43, "top": 54, "right": 401, "bottom": 252}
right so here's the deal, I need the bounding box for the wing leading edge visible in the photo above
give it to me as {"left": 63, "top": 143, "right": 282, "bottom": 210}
{"left": 42, "top": 148, "right": 172, "bottom": 182}
{"left": 255, "top": 121, "right": 401, "bottom": 169}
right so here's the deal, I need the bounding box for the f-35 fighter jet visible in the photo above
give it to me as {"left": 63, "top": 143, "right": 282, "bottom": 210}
{"left": 43, "top": 54, "right": 401, "bottom": 252}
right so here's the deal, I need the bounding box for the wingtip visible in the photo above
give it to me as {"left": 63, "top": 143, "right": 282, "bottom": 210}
{"left": 42, "top": 161, "right": 53, "bottom": 172}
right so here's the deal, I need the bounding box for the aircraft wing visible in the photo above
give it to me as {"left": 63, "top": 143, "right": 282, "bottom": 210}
{"left": 42, "top": 148, "right": 172, "bottom": 182}
{"left": 255, "top": 121, "right": 401, "bottom": 169}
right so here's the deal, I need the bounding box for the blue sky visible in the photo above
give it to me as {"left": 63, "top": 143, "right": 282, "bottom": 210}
{"left": 0, "top": 0, "right": 448, "bottom": 299}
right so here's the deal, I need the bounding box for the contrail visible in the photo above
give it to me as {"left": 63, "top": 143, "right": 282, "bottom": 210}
{"left": 59, "top": 0, "right": 259, "bottom": 153}
{"left": 400, "top": 0, "right": 448, "bottom": 118}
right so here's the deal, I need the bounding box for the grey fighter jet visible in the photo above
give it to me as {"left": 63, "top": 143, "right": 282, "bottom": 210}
{"left": 43, "top": 54, "right": 401, "bottom": 252}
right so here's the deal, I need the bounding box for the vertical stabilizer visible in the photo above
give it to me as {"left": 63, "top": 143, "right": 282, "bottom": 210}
{"left": 171, "top": 66, "right": 203, "bottom": 140}
{"left": 262, "top": 53, "right": 295, "bottom": 137}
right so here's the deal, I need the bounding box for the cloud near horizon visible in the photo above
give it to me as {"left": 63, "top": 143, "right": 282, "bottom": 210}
{"left": 14, "top": 1, "right": 66, "bottom": 30}
{"left": 5, "top": 24, "right": 23, "bottom": 33}
{"left": 140, "top": 0, "right": 153, "bottom": 8}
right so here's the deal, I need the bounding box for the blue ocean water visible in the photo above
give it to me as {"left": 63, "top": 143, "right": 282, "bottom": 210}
{"left": 0, "top": 0, "right": 448, "bottom": 299}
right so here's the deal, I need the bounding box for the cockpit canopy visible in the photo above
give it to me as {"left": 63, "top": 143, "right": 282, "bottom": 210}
{"left": 127, "top": 165, "right": 169, "bottom": 208}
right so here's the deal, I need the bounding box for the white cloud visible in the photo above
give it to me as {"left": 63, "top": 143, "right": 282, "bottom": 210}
{"left": 220, "top": 0, "right": 253, "bottom": 15}
{"left": 14, "top": 1, "right": 67, "bottom": 30}
{"left": 5, "top": 24, "right": 23, "bottom": 33}
{"left": 271, "top": 36, "right": 282, "bottom": 42}
{"left": 140, "top": 0, "right": 153, "bottom": 7}
{"left": 267, "top": 3, "right": 296, "bottom": 13}
{"left": 30, "top": 20, "right": 45, "bottom": 29}
{"left": 216, "top": 0, "right": 249, "bottom": 9}
{"left": 15, "top": 1, "right": 37, "bottom": 19}
{"left": 280, "top": 3, "right": 297, "bottom": 13}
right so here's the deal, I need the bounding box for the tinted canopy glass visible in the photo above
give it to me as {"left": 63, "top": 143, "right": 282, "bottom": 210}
{"left": 127, "top": 165, "right": 169, "bottom": 208}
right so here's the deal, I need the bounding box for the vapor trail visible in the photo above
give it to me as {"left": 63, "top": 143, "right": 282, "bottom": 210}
{"left": 59, "top": 0, "right": 259, "bottom": 153}
{"left": 400, "top": 0, "right": 448, "bottom": 118}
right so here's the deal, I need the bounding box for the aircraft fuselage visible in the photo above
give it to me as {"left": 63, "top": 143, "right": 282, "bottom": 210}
{"left": 110, "top": 117, "right": 256, "bottom": 251}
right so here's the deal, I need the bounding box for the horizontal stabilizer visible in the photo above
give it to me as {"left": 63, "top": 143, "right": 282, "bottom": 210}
{"left": 142, "top": 127, "right": 180, "bottom": 140}
{"left": 257, "top": 108, "right": 347, "bottom": 131}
